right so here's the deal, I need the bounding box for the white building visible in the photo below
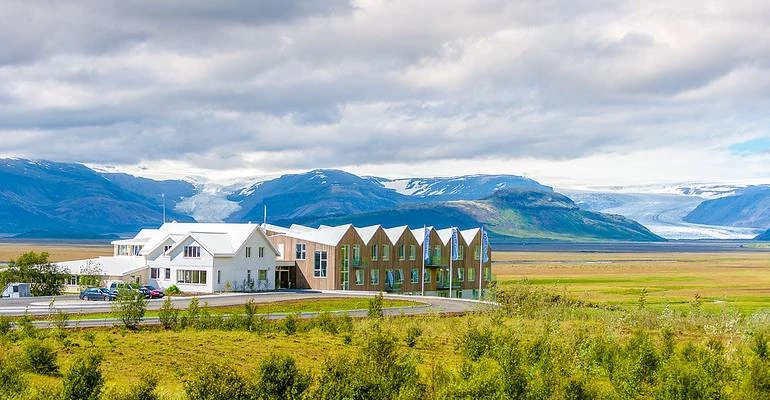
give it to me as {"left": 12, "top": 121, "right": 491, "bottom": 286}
{"left": 59, "top": 222, "right": 279, "bottom": 294}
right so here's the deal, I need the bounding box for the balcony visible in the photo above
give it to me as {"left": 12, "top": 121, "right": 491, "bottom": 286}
{"left": 425, "top": 256, "right": 444, "bottom": 267}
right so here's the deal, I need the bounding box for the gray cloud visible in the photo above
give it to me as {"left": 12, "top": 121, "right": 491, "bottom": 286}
{"left": 1, "top": 0, "right": 770, "bottom": 182}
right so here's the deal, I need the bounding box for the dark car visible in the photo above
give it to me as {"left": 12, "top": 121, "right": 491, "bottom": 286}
{"left": 79, "top": 288, "right": 117, "bottom": 301}
{"left": 141, "top": 285, "right": 165, "bottom": 299}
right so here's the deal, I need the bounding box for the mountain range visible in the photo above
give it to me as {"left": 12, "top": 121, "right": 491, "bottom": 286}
{"left": 0, "top": 159, "right": 662, "bottom": 242}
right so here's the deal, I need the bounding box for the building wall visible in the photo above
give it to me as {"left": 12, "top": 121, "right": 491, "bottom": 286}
{"left": 211, "top": 229, "right": 276, "bottom": 292}
{"left": 147, "top": 237, "right": 214, "bottom": 293}
{"left": 267, "top": 234, "right": 339, "bottom": 290}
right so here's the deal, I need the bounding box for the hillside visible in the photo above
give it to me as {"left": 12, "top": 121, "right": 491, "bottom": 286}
{"left": 684, "top": 185, "right": 770, "bottom": 229}
{"left": 374, "top": 174, "right": 551, "bottom": 201}
{"left": 311, "top": 189, "right": 663, "bottom": 242}
{"left": 0, "top": 159, "right": 194, "bottom": 234}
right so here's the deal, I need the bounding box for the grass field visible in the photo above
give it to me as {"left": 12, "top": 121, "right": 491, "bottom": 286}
{"left": 493, "top": 251, "right": 770, "bottom": 313}
{"left": 0, "top": 243, "right": 112, "bottom": 263}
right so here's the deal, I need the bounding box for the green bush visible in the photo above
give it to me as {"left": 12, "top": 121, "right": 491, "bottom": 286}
{"left": 61, "top": 352, "right": 103, "bottom": 400}
{"left": 180, "top": 297, "right": 201, "bottom": 329}
{"left": 283, "top": 314, "right": 298, "bottom": 336}
{"left": 23, "top": 340, "right": 57, "bottom": 375}
{"left": 185, "top": 363, "right": 251, "bottom": 400}
{"left": 312, "top": 312, "right": 339, "bottom": 335}
{"left": 0, "top": 355, "right": 26, "bottom": 400}
{"left": 405, "top": 325, "right": 422, "bottom": 348}
{"left": 111, "top": 288, "right": 148, "bottom": 330}
{"left": 368, "top": 293, "right": 384, "bottom": 319}
{"left": 255, "top": 354, "right": 311, "bottom": 400}
{"left": 108, "top": 373, "right": 159, "bottom": 400}
{"left": 0, "top": 316, "right": 11, "bottom": 336}
{"left": 158, "top": 296, "right": 179, "bottom": 330}
{"left": 166, "top": 284, "right": 181, "bottom": 295}
{"left": 456, "top": 323, "right": 495, "bottom": 361}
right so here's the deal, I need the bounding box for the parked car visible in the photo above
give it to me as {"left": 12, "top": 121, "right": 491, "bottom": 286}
{"left": 141, "top": 285, "right": 165, "bottom": 299}
{"left": 79, "top": 287, "right": 117, "bottom": 301}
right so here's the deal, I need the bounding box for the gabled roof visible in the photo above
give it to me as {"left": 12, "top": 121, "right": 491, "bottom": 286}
{"left": 460, "top": 228, "right": 480, "bottom": 244}
{"left": 295, "top": 224, "right": 354, "bottom": 246}
{"left": 134, "top": 223, "right": 279, "bottom": 258}
{"left": 289, "top": 224, "right": 316, "bottom": 232}
{"left": 410, "top": 227, "right": 434, "bottom": 246}
{"left": 354, "top": 225, "right": 381, "bottom": 244}
{"left": 436, "top": 228, "right": 454, "bottom": 245}
{"left": 383, "top": 225, "right": 409, "bottom": 244}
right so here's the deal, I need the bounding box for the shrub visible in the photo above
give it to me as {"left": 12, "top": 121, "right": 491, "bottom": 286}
{"left": 109, "top": 373, "right": 159, "bottom": 400}
{"left": 312, "top": 312, "right": 339, "bottom": 335}
{"left": 61, "top": 352, "right": 103, "bottom": 400}
{"left": 16, "top": 314, "right": 37, "bottom": 339}
{"left": 255, "top": 354, "right": 311, "bottom": 400}
{"left": 368, "top": 293, "right": 384, "bottom": 319}
{"left": 0, "top": 316, "right": 11, "bottom": 336}
{"left": 23, "top": 340, "right": 57, "bottom": 375}
{"left": 283, "top": 314, "right": 298, "bottom": 336}
{"left": 456, "top": 323, "right": 495, "bottom": 361}
{"left": 166, "top": 284, "right": 181, "bottom": 295}
{"left": 0, "top": 356, "right": 26, "bottom": 399}
{"left": 185, "top": 363, "right": 251, "bottom": 400}
{"left": 158, "top": 296, "right": 179, "bottom": 330}
{"left": 111, "top": 288, "right": 147, "bottom": 330}
{"left": 405, "top": 325, "right": 422, "bottom": 348}
{"left": 180, "top": 297, "right": 201, "bottom": 329}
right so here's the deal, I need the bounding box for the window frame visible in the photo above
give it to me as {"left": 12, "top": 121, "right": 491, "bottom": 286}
{"left": 370, "top": 269, "right": 380, "bottom": 285}
{"left": 176, "top": 269, "right": 207, "bottom": 284}
{"left": 183, "top": 245, "right": 201, "bottom": 258}
{"left": 314, "top": 250, "right": 328, "bottom": 278}
{"left": 245, "top": 247, "right": 252, "bottom": 258}
{"left": 296, "top": 243, "right": 307, "bottom": 260}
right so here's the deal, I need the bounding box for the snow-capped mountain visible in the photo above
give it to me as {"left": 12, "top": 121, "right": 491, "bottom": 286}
{"left": 373, "top": 175, "right": 551, "bottom": 201}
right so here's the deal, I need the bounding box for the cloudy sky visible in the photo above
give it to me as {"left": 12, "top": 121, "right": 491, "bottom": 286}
{"left": 1, "top": 0, "right": 769, "bottom": 186}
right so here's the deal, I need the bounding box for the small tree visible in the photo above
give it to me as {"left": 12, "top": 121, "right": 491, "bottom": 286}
{"left": 61, "top": 352, "right": 104, "bottom": 400}
{"left": 368, "top": 293, "right": 384, "bottom": 319}
{"left": 77, "top": 260, "right": 103, "bottom": 289}
{"left": 23, "top": 340, "right": 58, "bottom": 375}
{"left": 158, "top": 296, "right": 179, "bottom": 330}
{"left": 111, "top": 288, "right": 147, "bottom": 330}
{"left": 185, "top": 363, "right": 251, "bottom": 400}
{"left": 2, "top": 252, "right": 68, "bottom": 296}
{"left": 255, "top": 354, "right": 312, "bottom": 400}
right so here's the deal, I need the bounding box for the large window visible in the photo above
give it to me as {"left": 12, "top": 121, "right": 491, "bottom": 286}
{"left": 409, "top": 245, "right": 416, "bottom": 261}
{"left": 258, "top": 269, "right": 267, "bottom": 281}
{"left": 474, "top": 245, "right": 481, "bottom": 260}
{"left": 370, "top": 269, "right": 379, "bottom": 285}
{"left": 458, "top": 246, "right": 464, "bottom": 260}
{"left": 394, "top": 269, "right": 404, "bottom": 283}
{"left": 314, "top": 251, "right": 328, "bottom": 278}
{"left": 468, "top": 267, "right": 476, "bottom": 282}
{"left": 433, "top": 246, "right": 441, "bottom": 259}
{"left": 457, "top": 267, "right": 465, "bottom": 281}
{"left": 355, "top": 270, "right": 364, "bottom": 285}
{"left": 371, "top": 244, "right": 378, "bottom": 261}
{"left": 382, "top": 245, "right": 390, "bottom": 261}
{"left": 184, "top": 246, "right": 201, "bottom": 258}
{"left": 296, "top": 243, "right": 306, "bottom": 260}
{"left": 398, "top": 245, "right": 405, "bottom": 260}
{"left": 411, "top": 268, "right": 419, "bottom": 284}
{"left": 67, "top": 275, "right": 78, "bottom": 286}
{"left": 352, "top": 245, "right": 361, "bottom": 266}
{"left": 164, "top": 268, "right": 171, "bottom": 280}
{"left": 150, "top": 268, "right": 160, "bottom": 279}
{"left": 423, "top": 269, "right": 431, "bottom": 283}
{"left": 177, "top": 269, "right": 207, "bottom": 284}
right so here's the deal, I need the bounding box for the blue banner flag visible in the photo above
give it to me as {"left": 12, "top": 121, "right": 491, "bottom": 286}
{"left": 481, "top": 228, "right": 490, "bottom": 263}
{"left": 423, "top": 227, "right": 431, "bottom": 261}
{"left": 451, "top": 227, "right": 459, "bottom": 261}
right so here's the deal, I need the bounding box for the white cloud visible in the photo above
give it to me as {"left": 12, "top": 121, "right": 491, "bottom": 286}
{"left": 0, "top": 0, "right": 769, "bottom": 186}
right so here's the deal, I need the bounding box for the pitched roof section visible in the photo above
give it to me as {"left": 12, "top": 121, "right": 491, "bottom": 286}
{"left": 436, "top": 228, "right": 454, "bottom": 245}
{"left": 354, "top": 225, "right": 381, "bottom": 244}
{"left": 58, "top": 256, "right": 147, "bottom": 277}
{"left": 137, "top": 223, "right": 279, "bottom": 257}
{"left": 383, "top": 226, "right": 409, "bottom": 244}
{"left": 460, "top": 228, "right": 480, "bottom": 244}
{"left": 410, "top": 227, "right": 434, "bottom": 246}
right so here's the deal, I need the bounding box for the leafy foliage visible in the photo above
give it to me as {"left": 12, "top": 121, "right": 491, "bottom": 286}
{"left": 158, "top": 295, "right": 179, "bottom": 330}
{"left": 61, "top": 352, "right": 103, "bottom": 400}
{"left": 23, "top": 340, "right": 58, "bottom": 375}
{"left": 0, "top": 252, "right": 68, "bottom": 296}
{"left": 111, "top": 288, "right": 147, "bottom": 330}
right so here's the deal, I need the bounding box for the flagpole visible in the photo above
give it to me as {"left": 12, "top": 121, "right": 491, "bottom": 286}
{"left": 479, "top": 226, "right": 484, "bottom": 300}
{"left": 448, "top": 228, "right": 454, "bottom": 299}
{"left": 421, "top": 225, "right": 426, "bottom": 296}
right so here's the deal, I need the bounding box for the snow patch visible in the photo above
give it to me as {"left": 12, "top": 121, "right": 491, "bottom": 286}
{"left": 175, "top": 185, "right": 241, "bottom": 223}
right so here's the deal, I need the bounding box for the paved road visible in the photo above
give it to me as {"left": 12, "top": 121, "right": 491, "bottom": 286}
{"left": 0, "top": 290, "right": 495, "bottom": 329}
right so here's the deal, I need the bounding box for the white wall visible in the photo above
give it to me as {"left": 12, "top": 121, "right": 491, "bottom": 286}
{"left": 213, "top": 230, "right": 276, "bottom": 292}
{"left": 147, "top": 237, "right": 214, "bottom": 293}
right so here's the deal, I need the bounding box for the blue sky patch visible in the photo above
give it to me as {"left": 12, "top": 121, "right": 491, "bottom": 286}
{"left": 730, "top": 138, "right": 770, "bottom": 155}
